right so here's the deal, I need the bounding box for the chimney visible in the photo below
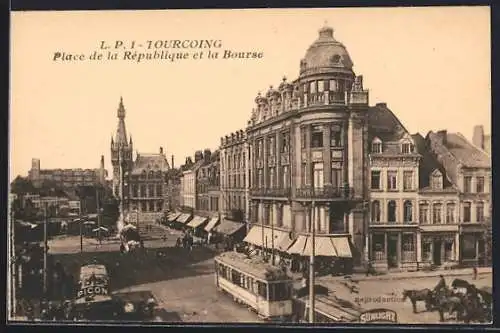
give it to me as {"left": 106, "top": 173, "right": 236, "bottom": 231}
{"left": 171, "top": 155, "right": 174, "bottom": 168}
{"left": 159, "top": 147, "right": 164, "bottom": 155}
{"left": 203, "top": 149, "right": 212, "bottom": 163}
{"left": 473, "top": 125, "right": 485, "bottom": 149}
{"left": 437, "top": 130, "right": 448, "bottom": 145}
{"left": 194, "top": 150, "right": 203, "bottom": 163}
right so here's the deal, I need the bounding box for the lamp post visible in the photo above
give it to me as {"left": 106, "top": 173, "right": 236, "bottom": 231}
{"left": 309, "top": 200, "right": 316, "bottom": 324}
{"left": 43, "top": 202, "right": 48, "bottom": 296}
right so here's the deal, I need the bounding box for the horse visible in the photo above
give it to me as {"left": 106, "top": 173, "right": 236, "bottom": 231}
{"left": 429, "top": 288, "right": 465, "bottom": 322}
{"left": 402, "top": 288, "right": 433, "bottom": 313}
{"left": 451, "top": 278, "right": 471, "bottom": 289}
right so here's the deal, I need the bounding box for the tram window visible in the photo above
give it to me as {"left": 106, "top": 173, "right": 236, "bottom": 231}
{"left": 258, "top": 282, "right": 268, "bottom": 298}
{"left": 269, "top": 283, "right": 290, "bottom": 301}
{"left": 232, "top": 270, "right": 242, "bottom": 286}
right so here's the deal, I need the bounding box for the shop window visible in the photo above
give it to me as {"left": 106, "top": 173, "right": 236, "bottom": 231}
{"left": 461, "top": 235, "right": 476, "bottom": 260}
{"left": 402, "top": 234, "right": 416, "bottom": 262}
{"left": 444, "top": 241, "right": 453, "bottom": 261}
{"left": 372, "top": 234, "right": 385, "bottom": 260}
{"left": 422, "top": 241, "right": 432, "bottom": 262}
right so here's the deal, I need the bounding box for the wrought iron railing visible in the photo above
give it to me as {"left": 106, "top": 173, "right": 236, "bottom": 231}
{"left": 295, "top": 185, "right": 353, "bottom": 199}
{"left": 250, "top": 187, "right": 291, "bottom": 197}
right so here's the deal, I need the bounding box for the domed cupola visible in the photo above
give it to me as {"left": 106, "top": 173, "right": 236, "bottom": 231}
{"left": 299, "top": 25, "right": 354, "bottom": 77}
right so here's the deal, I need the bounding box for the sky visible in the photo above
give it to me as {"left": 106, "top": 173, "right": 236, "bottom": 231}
{"left": 10, "top": 7, "right": 491, "bottom": 181}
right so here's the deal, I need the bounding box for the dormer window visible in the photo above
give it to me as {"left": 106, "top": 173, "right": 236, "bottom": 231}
{"left": 401, "top": 139, "right": 414, "bottom": 154}
{"left": 430, "top": 169, "right": 443, "bottom": 189}
{"left": 371, "top": 137, "right": 382, "bottom": 153}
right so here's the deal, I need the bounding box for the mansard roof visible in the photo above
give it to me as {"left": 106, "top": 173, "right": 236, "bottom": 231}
{"left": 131, "top": 153, "right": 170, "bottom": 175}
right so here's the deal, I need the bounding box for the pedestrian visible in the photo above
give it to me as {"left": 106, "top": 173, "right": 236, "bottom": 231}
{"left": 366, "top": 261, "right": 374, "bottom": 277}
{"left": 473, "top": 265, "right": 478, "bottom": 280}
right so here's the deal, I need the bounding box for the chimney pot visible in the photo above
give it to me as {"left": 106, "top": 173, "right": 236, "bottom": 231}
{"left": 160, "top": 147, "right": 163, "bottom": 154}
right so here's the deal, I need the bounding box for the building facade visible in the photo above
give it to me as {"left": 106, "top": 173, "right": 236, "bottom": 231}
{"left": 220, "top": 130, "right": 249, "bottom": 222}
{"left": 196, "top": 149, "right": 221, "bottom": 217}
{"left": 28, "top": 156, "right": 107, "bottom": 189}
{"left": 367, "top": 105, "right": 421, "bottom": 271}
{"left": 181, "top": 152, "right": 204, "bottom": 211}
{"left": 426, "top": 130, "right": 491, "bottom": 266}
{"left": 244, "top": 25, "right": 370, "bottom": 267}
{"left": 110, "top": 97, "right": 171, "bottom": 223}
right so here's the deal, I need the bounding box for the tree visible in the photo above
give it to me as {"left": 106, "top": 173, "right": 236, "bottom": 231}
{"left": 10, "top": 176, "right": 37, "bottom": 195}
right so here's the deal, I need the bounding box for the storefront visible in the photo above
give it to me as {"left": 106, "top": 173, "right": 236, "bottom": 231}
{"left": 419, "top": 224, "right": 459, "bottom": 267}
{"left": 459, "top": 224, "right": 487, "bottom": 266}
{"left": 369, "top": 227, "right": 418, "bottom": 271}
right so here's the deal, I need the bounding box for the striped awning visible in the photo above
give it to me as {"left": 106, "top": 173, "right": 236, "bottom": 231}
{"left": 204, "top": 217, "right": 220, "bottom": 232}
{"left": 175, "top": 213, "right": 192, "bottom": 224}
{"left": 303, "top": 237, "right": 338, "bottom": 257}
{"left": 243, "top": 225, "right": 288, "bottom": 248}
{"left": 187, "top": 216, "right": 208, "bottom": 228}
{"left": 287, "top": 235, "right": 352, "bottom": 258}
{"left": 331, "top": 237, "right": 352, "bottom": 258}
{"left": 214, "top": 219, "right": 245, "bottom": 235}
{"left": 287, "top": 235, "right": 308, "bottom": 255}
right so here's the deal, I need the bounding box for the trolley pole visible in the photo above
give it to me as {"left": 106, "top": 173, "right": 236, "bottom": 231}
{"left": 309, "top": 201, "right": 316, "bottom": 323}
{"left": 43, "top": 202, "right": 48, "bottom": 296}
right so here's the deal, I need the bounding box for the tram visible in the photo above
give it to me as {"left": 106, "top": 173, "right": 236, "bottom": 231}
{"left": 214, "top": 251, "right": 294, "bottom": 321}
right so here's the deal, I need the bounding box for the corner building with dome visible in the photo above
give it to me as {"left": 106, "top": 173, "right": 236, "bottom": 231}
{"left": 243, "top": 26, "right": 370, "bottom": 271}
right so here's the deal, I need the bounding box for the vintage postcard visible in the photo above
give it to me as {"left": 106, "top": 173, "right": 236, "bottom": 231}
{"left": 8, "top": 7, "right": 492, "bottom": 325}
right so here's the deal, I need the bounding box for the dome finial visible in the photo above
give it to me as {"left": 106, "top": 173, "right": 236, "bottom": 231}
{"left": 319, "top": 22, "right": 334, "bottom": 39}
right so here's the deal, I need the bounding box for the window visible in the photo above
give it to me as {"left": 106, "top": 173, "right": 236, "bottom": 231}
{"left": 281, "top": 132, "right": 290, "bottom": 153}
{"left": 303, "top": 83, "right": 308, "bottom": 93}
{"left": 256, "top": 140, "right": 263, "bottom": 159}
{"left": 311, "top": 125, "right": 323, "bottom": 148}
{"left": 257, "top": 169, "right": 264, "bottom": 188}
{"left": 310, "top": 81, "right": 316, "bottom": 94}
{"left": 402, "top": 234, "right": 416, "bottom": 262}
{"left": 461, "top": 235, "right": 476, "bottom": 260}
{"left": 372, "top": 234, "right": 385, "bottom": 260}
{"left": 403, "top": 171, "right": 413, "bottom": 190}
{"left": 267, "top": 136, "right": 276, "bottom": 156}
{"left": 269, "top": 168, "right": 276, "bottom": 188}
{"left": 387, "top": 171, "right": 398, "bottom": 190}
{"left": 156, "top": 184, "right": 162, "bottom": 197}
{"left": 387, "top": 201, "right": 397, "bottom": 223}
{"left": 432, "top": 203, "right": 442, "bottom": 224}
{"left": 403, "top": 200, "right": 413, "bottom": 223}
{"left": 331, "top": 167, "right": 342, "bottom": 188}
{"left": 422, "top": 240, "right": 432, "bottom": 261}
{"left": 371, "top": 141, "right": 382, "bottom": 153}
{"left": 463, "top": 176, "right": 472, "bottom": 192}
{"left": 330, "top": 126, "right": 342, "bottom": 147}
{"left": 371, "top": 171, "right": 381, "bottom": 190}
{"left": 301, "top": 164, "right": 307, "bottom": 186}
{"left": 402, "top": 143, "right": 413, "bottom": 154}
{"left": 446, "top": 203, "right": 455, "bottom": 223}
{"left": 419, "top": 204, "right": 429, "bottom": 224}
{"left": 476, "top": 177, "right": 485, "bottom": 193}
{"left": 313, "top": 163, "right": 324, "bottom": 188}
{"left": 282, "top": 165, "right": 290, "bottom": 188}
{"left": 463, "top": 202, "right": 471, "bottom": 222}
{"left": 301, "top": 128, "right": 307, "bottom": 149}
{"left": 329, "top": 79, "right": 338, "bottom": 92}
{"left": 371, "top": 201, "right": 381, "bottom": 222}
{"left": 444, "top": 241, "right": 453, "bottom": 261}
{"left": 318, "top": 80, "right": 325, "bottom": 92}
{"left": 476, "top": 202, "right": 485, "bottom": 222}
{"left": 431, "top": 171, "right": 443, "bottom": 189}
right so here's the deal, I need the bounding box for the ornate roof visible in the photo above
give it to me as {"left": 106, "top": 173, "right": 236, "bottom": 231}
{"left": 131, "top": 153, "right": 170, "bottom": 175}
{"left": 114, "top": 97, "right": 129, "bottom": 148}
{"left": 300, "top": 25, "right": 354, "bottom": 76}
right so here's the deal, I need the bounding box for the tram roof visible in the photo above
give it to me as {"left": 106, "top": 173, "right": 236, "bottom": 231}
{"left": 215, "top": 251, "right": 292, "bottom": 282}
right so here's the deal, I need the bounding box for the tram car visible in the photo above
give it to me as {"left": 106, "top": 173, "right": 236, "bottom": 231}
{"left": 214, "top": 251, "right": 294, "bottom": 321}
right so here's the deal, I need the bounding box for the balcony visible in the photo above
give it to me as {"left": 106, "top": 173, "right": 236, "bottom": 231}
{"left": 296, "top": 185, "right": 353, "bottom": 200}
{"left": 250, "top": 187, "right": 291, "bottom": 198}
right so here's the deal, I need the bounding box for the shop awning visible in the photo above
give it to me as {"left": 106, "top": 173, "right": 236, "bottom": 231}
{"left": 204, "top": 217, "right": 220, "bottom": 232}
{"left": 243, "top": 225, "right": 287, "bottom": 248}
{"left": 331, "top": 237, "right": 352, "bottom": 258}
{"left": 276, "top": 233, "right": 296, "bottom": 251}
{"left": 303, "top": 236, "right": 338, "bottom": 257}
{"left": 175, "top": 213, "right": 192, "bottom": 224}
{"left": 214, "top": 219, "right": 245, "bottom": 236}
{"left": 287, "top": 235, "right": 308, "bottom": 255}
{"left": 187, "top": 216, "right": 208, "bottom": 228}
{"left": 168, "top": 213, "right": 181, "bottom": 222}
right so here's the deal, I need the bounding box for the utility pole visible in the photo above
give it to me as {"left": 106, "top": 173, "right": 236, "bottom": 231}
{"left": 96, "top": 186, "right": 101, "bottom": 244}
{"left": 80, "top": 199, "right": 84, "bottom": 253}
{"left": 309, "top": 200, "right": 316, "bottom": 324}
{"left": 9, "top": 198, "right": 16, "bottom": 318}
{"left": 43, "top": 202, "right": 48, "bottom": 296}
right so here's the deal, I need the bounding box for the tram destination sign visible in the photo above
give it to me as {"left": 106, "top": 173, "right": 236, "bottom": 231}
{"left": 77, "top": 285, "right": 109, "bottom": 299}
